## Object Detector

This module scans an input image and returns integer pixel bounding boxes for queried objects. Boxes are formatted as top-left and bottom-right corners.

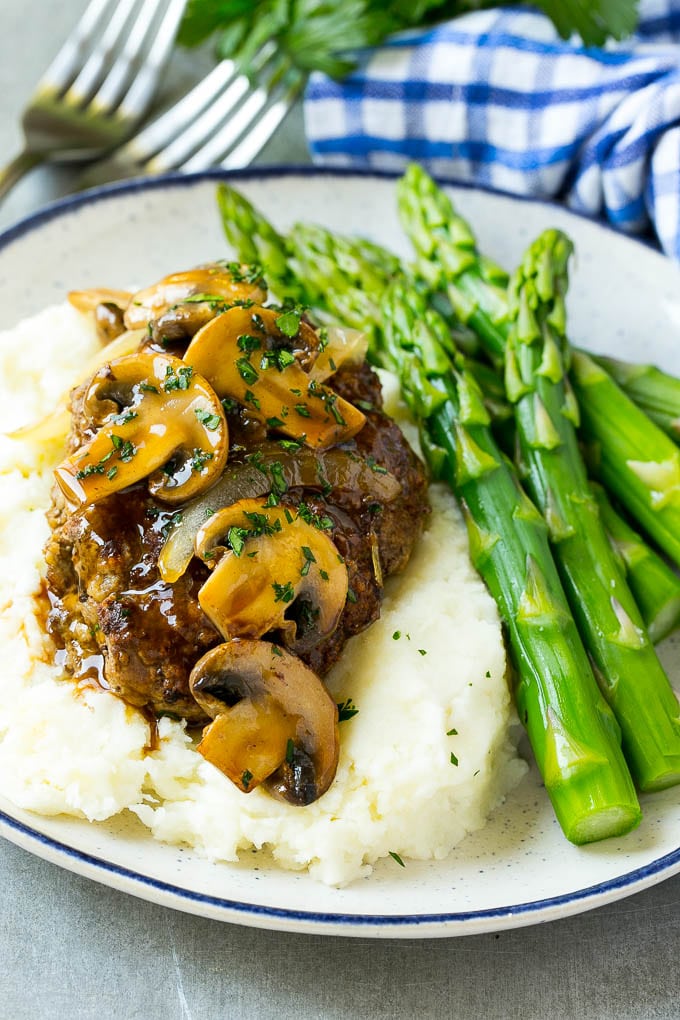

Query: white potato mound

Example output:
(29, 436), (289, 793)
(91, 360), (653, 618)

(0, 303), (526, 886)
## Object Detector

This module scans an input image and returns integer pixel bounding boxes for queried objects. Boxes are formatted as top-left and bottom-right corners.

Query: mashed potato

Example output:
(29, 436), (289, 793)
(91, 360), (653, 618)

(0, 303), (526, 886)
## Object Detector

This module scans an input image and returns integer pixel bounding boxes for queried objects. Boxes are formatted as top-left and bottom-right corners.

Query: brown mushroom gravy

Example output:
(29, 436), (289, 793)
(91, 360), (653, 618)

(46, 265), (429, 804)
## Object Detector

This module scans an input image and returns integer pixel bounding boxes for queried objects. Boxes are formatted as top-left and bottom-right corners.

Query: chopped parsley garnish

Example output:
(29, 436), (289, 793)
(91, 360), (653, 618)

(227, 526), (249, 557)
(271, 645), (283, 657)
(278, 439), (301, 452)
(337, 698), (358, 722)
(272, 580), (295, 604)
(243, 389), (261, 410)
(346, 588), (357, 604)
(241, 769), (253, 790)
(236, 358), (258, 384)
(323, 392), (346, 426)
(285, 738), (295, 764)
(107, 466), (118, 480)
(221, 396), (239, 414)
(447, 728), (458, 736)
(243, 510), (282, 537)
(297, 502), (333, 531)
(392, 631), (401, 640)
(140, 382), (159, 394)
(266, 416), (284, 429)
(275, 308), (302, 338)
(295, 403), (311, 418)
(300, 545), (316, 576)
(237, 333), (261, 353)
(194, 408), (222, 430)
(110, 434), (136, 462)
(366, 456), (388, 474)
(319, 569), (329, 581)
(260, 348), (296, 372)
(418, 648), (427, 656)
(450, 752), (459, 767)
(162, 364), (194, 392)
(388, 851), (405, 868)
(190, 448), (214, 472)
(111, 410), (137, 425)
(219, 261), (263, 285)
(268, 461), (288, 496)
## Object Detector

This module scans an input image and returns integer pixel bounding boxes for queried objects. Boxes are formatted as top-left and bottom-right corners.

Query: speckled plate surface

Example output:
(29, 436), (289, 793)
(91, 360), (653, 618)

(1, 168), (680, 938)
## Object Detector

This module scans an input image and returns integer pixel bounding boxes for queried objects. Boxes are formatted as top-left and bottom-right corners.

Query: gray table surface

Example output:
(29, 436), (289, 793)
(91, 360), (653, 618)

(1, 3), (679, 1018)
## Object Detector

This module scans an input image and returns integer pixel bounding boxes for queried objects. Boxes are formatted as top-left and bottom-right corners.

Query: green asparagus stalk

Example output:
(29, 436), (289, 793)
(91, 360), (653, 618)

(380, 280), (640, 841)
(215, 182), (664, 836)
(505, 229), (680, 791)
(591, 483), (680, 645)
(571, 350), (680, 569)
(280, 216), (642, 840)
(591, 354), (680, 444)
(396, 163), (510, 365)
(397, 162), (680, 440)
(216, 183), (304, 302)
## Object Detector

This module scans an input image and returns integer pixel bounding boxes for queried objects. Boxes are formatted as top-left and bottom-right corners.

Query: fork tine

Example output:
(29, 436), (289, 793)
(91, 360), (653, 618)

(180, 63), (302, 173)
(179, 85), (271, 173)
(147, 47), (277, 171)
(114, 60), (239, 167)
(220, 87), (300, 170)
(121, 0), (188, 118)
(94, 0), (181, 114)
(36, 0), (113, 95)
(66, 0), (138, 107)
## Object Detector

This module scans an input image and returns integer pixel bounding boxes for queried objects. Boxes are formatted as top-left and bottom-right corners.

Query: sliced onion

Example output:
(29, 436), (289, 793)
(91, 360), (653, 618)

(9, 407), (72, 443)
(158, 445), (401, 584)
(8, 329), (147, 446)
(309, 326), (368, 383)
(158, 465), (270, 583)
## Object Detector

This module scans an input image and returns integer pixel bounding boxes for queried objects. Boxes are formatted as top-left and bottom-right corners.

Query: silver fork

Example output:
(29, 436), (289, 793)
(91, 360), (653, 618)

(79, 44), (305, 188)
(0, 0), (187, 201)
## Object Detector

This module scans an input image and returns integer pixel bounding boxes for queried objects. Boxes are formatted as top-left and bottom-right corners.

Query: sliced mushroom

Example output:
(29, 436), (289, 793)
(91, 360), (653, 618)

(123, 263), (267, 330)
(94, 301), (127, 343)
(68, 288), (133, 314)
(55, 352), (228, 507)
(194, 497), (348, 654)
(184, 306), (365, 449)
(190, 639), (340, 805)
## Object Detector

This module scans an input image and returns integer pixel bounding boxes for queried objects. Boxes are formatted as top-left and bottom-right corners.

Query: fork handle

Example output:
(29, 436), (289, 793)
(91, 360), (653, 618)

(0, 151), (44, 203)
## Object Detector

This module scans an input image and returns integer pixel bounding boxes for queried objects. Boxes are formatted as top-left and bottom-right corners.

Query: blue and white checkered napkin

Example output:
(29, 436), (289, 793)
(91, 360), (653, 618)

(304, 2), (680, 259)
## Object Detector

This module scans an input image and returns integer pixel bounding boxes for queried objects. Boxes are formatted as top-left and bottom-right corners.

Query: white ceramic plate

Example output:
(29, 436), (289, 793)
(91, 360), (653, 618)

(1, 169), (680, 939)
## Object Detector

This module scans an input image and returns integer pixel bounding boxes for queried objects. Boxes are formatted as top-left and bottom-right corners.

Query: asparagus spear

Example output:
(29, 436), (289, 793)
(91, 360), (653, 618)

(591, 483), (680, 645)
(396, 163), (510, 365)
(591, 354), (680, 444)
(571, 350), (680, 568)
(282, 219), (641, 840)
(505, 228), (680, 791)
(216, 183), (304, 302)
(380, 279), (641, 842)
(216, 183), (647, 837)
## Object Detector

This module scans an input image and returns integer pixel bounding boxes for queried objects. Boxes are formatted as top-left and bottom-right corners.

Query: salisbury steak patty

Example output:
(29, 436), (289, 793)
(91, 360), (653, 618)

(45, 358), (429, 722)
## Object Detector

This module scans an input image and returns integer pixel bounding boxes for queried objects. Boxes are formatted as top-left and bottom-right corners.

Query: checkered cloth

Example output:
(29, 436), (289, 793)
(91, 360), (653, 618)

(304, 2), (680, 259)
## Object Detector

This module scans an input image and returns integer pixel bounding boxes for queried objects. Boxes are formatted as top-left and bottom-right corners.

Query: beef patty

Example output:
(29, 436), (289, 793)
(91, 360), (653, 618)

(44, 359), (429, 724)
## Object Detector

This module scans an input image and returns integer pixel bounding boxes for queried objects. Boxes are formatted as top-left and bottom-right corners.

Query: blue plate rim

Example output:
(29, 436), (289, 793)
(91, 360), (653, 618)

(0, 165), (675, 935)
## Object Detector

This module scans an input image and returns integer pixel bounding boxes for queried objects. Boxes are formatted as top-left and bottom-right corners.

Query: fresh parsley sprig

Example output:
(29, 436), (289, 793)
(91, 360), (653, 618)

(178, 0), (639, 81)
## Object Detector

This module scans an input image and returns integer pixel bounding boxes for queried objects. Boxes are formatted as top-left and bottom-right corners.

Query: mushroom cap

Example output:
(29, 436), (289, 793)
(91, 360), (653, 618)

(55, 352), (228, 507)
(184, 305), (366, 450)
(190, 639), (340, 805)
(194, 497), (348, 653)
(123, 263), (267, 330)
